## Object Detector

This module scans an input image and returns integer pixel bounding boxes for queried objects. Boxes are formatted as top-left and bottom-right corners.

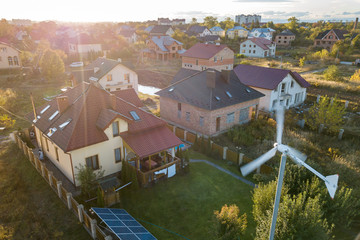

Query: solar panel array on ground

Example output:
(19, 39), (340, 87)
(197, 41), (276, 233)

(92, 207), (157, 240)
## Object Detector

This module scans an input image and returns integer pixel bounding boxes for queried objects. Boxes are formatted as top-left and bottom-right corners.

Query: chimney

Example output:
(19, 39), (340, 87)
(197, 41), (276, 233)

(56, 96), (69, 114)
(221, 70), (231, 84)
(354, 17), (359, 30)
(206, 70), (216, 89)
(117, 58), (122, 62)
(110, 94), (117, 110)
(216, 42), (220, 46)
(94, 67), (100, 73)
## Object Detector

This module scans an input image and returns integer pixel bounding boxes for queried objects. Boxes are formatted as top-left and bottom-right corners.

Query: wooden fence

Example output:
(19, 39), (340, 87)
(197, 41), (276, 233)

(13, 134), (110, 240)
(168, 124), (273, 174)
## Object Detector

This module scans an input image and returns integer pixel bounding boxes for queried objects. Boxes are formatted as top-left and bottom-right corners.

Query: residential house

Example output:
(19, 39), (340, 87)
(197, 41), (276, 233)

(158, 18), (171, 25)
(144, 25), (154, 33)
(248, 28), (275, 40)
(235, 14), (261, 25)
(156, 69), (264, 136)
(71, 57), (138, 92)
(314, 29), (348, 50)
(55, 26), (77, 38)
(226, 26), (249, 39)
(197, 35), (221, 44)
(144, 36), (185, 61)
(118, 29), (138, 43)
(239, 38), (276, 58)
(275, 29), (295, 47)
(11, 19), (32, 26)
(15, 30), (29, 41)
(149, 25), (174, 36)
(210, 26), (225, 37)
(187, 25), (212, 37)
(158, 18), (185, 26)
(68, 33), (102, 57)
(27, 83), (182, 186)
(0, 41), (21, 69)
(181, 43), (234, 71)
(172, 19), (186, 25)
(233, 64), (310, 111)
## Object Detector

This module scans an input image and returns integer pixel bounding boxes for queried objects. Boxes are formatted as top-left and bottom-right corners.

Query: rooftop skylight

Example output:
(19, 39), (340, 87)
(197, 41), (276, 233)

(59, 119), (72, 130)
(225, 91), (232, 98)
(47, 127), (57, 137)
(130, 111), (140, 121)
(215, 96), (220, 101)
(246, 88), (251, 93)
(49, 110), (59, 121)
(168, 87), (175, 92)
(40, 105), (51, 114)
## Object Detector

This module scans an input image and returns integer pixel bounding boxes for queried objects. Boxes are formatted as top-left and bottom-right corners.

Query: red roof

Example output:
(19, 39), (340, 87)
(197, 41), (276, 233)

(181, 43), (228, 59)
(234, 65), (310, 90)
(247, 38), (273, 50)
(120, 126), (182, 158)
(26, 83), (182, 155)
(112, 89), (143, 107)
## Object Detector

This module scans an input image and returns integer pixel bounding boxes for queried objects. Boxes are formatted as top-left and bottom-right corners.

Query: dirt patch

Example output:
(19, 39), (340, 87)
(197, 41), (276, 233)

(136, 69), (173, 89)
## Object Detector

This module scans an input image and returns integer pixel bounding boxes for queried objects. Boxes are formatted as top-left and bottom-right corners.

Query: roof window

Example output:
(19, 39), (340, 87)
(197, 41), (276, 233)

(215, 96), (220, 101)
(169, 87), (174, 92)
(130, 111), (140, 121)
(225, 91), (232, 98)
(246, 88), (251, 93)
(40, 105), (50, 114)
(59, 119), (72, 130)
(49, 111), (59, 121)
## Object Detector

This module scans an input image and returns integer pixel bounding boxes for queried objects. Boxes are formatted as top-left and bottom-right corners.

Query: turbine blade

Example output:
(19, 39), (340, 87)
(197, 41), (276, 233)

(284, 145), (307, 162)
(276, 104), (285, 145)
(241, 147), (277, 176)
(325, 174), (339, 199)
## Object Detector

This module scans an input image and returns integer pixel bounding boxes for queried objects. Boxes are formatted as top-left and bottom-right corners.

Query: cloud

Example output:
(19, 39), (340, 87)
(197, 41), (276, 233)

(175, 11), (215, 16)
(259, 11), (310, 18)
(234, 0), (295, 2)
(342, 11), (360, 15)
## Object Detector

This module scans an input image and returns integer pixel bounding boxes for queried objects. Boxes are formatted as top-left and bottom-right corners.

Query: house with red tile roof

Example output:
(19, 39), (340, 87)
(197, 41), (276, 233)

(181, 43), (234, 71)
(233, 64), (310, 111)
(144, 36), (185, 61)
(239, 38), (276, 58)
(26, 83), (182, 186)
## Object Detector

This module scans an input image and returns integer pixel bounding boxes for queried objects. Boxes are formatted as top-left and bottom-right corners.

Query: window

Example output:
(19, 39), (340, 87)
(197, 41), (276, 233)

(221, 57), (223, 62)
(239, 107), (250, 122)
(172, 46), (175, 50)
(272, 100), (278, 108)
(286, 98), (290, 106)
(291, 81), (294, 88)
(226, 112), (235, 123)
(243, 44), (246, 47)
(86, 155), (99, 170)
(329, 35), (333, 39)
(186, 112), (190, 121)
(178, 46), (181, 50)
(249, 50), (251, 53)
(107, 74), (112, 81)
(214, 56), (217, 63)
(8, 57), (13, 66)
(178, 102), (181, 118)
(114, 148), (121, 163)
(284, 37), (287, 39)
(253, 50), (256, 53)
(284, 41), (287, 43)
(196, 59), (198, 65)
(199, 116), (204, 126)
(0, 47), (6, 52)
(281, 83), (286, 93)
(13, 56), (19, 65)
(279, 36), (281, 39)
(130, 111), (140, 121)
(45, 137), (49, 151)
(124, 73), (130, 83)
(112, 121), (119, 136)
(55, 147), (59, 161)
(274, 85), (278, 92)
(116, 88), (121, 90)
(242, 50), (245, 53)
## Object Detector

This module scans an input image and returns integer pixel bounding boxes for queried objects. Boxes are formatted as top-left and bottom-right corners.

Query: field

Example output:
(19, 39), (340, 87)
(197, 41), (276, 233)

(0, 142), (89, 239)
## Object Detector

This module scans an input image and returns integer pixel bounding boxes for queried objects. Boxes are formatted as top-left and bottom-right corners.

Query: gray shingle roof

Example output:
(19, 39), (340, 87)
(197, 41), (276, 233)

(150, 36), (182, 52)
(156, 69), (264, 110)
(150, 25), (173, 35)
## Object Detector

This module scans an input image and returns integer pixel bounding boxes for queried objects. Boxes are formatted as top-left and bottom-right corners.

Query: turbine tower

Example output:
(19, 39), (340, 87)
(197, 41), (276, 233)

(240, 104), (339, 240)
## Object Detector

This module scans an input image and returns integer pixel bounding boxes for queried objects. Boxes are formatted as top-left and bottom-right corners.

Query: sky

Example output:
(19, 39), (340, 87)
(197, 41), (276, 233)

(2, 0), (360, 23)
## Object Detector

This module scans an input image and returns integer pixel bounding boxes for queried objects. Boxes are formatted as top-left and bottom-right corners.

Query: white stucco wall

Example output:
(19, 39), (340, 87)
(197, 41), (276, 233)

(239, 40), (276, 58)
(98, 64), (138, 93)
(0, 43), (21, 69)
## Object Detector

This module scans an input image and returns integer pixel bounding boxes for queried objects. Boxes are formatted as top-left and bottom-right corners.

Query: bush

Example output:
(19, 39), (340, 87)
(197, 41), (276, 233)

(75, 164), (104, 197)
(323, 65), (343, 81)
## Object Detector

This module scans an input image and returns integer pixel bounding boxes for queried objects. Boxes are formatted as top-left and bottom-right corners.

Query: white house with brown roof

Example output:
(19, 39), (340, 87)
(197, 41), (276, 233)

(68, 33), (102, 56)
(27, 83), (182, 186)
(0, 42), (21, 69)
(234, 65), (310, 111)
(240, 38), (276, 58)
(181, 43), (234, 71)
(71, 58), (138, 93)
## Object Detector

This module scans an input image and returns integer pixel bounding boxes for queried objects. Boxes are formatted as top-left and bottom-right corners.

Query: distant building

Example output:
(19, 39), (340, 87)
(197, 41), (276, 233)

(226, 26), (249, 39)
(235, 14), (261, 25)
(11, 19), (32, 26)
(71, 57), (138, 93)
(144, 36), (185, 61)
(0, 41), (21, 69)
(118, 29), (138, 43)
(187, 25), (212, 37)
(210, 26), (225, 37)
(158, 18), (185, 26)
(314, 29), (349, 50)
(275, 29), (296, 47)
(181, 43), (234, 71)
(197, 35), (221, 44)
(248, 28), (275, 41)
(240, 38), (276, 58)
(68, 33), (102, 57)
(149, 25), (174, 36)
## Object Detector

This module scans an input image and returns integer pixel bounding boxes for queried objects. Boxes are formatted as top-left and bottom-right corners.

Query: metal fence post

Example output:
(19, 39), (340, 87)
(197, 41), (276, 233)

(223, 147), (228, 160)
(48, 171), (53, 186)
(239, 153), (244, 165)
(77, 204), (84, 223)
(90, 219), (97, 239)
(66, 193), (72, 210)
(57, 181), (62, 198)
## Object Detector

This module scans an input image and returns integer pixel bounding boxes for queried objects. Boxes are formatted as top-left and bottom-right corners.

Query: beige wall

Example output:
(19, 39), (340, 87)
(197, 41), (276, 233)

(98, 64), (139, 93)
(160, 96), (260, 136)
(69, 43), (102, 54)
(0, 43), (21, 69)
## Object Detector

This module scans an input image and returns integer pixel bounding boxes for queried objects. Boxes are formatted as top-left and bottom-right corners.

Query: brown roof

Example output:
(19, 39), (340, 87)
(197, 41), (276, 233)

(233, 65), (310, 90)
(26, 83), (181, 155)
(180, 43), (228, 59)
(112, 88), (143, 107)
(246, 38), (274, 50)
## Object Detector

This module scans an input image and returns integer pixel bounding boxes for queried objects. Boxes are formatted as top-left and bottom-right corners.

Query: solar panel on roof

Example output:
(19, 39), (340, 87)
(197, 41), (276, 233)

(91, 208), (157, 240)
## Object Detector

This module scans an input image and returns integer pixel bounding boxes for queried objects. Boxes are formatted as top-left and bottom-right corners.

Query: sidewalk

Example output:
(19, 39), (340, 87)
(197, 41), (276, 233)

(190, 159), (256, 187)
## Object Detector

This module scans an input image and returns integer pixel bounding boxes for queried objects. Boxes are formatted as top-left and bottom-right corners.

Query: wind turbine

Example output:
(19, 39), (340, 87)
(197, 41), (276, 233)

(240, 104), (339, 240)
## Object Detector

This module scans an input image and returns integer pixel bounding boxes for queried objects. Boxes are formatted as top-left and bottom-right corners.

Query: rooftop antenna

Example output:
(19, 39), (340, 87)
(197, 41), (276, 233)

(240, 103), (339, 240)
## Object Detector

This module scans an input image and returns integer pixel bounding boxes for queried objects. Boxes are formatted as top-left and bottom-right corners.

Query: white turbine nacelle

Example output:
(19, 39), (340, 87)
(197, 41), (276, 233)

(275, 143), (288, 153)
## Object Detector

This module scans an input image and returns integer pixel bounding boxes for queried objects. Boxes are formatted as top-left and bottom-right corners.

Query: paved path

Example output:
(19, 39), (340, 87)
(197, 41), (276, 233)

(190, 159), (256, 187)
(299, 67), (327, 75)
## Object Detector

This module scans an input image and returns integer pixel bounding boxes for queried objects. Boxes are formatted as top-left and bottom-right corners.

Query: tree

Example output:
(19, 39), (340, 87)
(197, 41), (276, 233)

(0, 114), (15, 128)
(191, 18), (198, 25)
(96, 187), (105, 207)
(39, 49), (65, 81)
(219, 17), (235, 31)
(323, 65), (342, 81)
(203, 16), (218, 29)
(350, 69), (360, 82)
(75, 164), (104, 197)
(306, 95), (345, 134)
(0, 88), (16, 109)
(287, 17), (299, 33)
(213, 204), (247, 240)
(299, 56), (306, 67)
(20, 51), (34, 67)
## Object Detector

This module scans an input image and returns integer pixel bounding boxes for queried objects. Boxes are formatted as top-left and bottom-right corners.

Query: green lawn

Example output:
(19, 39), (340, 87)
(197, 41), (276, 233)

(0, 143), (89, 239)
(117, 162), (255, 240)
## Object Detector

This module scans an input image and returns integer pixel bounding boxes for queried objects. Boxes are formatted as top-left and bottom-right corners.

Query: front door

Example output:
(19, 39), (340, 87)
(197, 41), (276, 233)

(216, 117), (221, 132)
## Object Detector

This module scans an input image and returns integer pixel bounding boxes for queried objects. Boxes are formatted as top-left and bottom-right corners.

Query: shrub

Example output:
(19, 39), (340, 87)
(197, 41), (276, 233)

(323, 65), (343, 81)
(75, 164), (104, 197)
(350, 69), (360, 82)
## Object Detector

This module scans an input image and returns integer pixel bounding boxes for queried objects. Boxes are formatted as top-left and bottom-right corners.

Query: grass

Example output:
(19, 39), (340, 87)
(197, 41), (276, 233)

(116, 162), (255, 240)
(0, 142), (89, 239)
